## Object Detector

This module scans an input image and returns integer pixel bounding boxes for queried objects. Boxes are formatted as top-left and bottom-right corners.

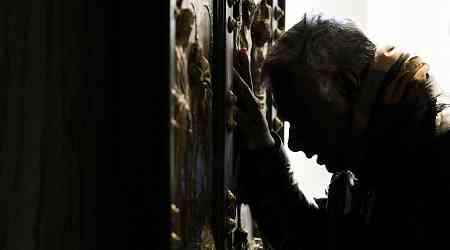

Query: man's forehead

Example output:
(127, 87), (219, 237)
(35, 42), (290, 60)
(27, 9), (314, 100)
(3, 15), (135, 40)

(289, 70), (329, 95)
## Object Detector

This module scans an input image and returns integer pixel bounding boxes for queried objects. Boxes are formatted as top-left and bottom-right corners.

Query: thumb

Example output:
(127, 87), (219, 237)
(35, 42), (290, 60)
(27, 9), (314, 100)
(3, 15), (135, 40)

(237, 48), (253, 90)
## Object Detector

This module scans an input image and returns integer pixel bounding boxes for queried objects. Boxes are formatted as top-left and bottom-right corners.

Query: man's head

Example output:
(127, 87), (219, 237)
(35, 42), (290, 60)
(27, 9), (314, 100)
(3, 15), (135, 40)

(263, 14), (376, 172)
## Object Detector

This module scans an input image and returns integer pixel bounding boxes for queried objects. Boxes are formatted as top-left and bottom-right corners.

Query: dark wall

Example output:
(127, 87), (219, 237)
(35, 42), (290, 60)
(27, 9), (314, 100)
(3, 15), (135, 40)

(119, 1), (170, 249)
(0, 1), (114, 249)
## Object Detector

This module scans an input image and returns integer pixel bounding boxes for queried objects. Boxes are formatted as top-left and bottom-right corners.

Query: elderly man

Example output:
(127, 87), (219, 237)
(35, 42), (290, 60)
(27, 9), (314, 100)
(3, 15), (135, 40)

(234, 14), (450, 250)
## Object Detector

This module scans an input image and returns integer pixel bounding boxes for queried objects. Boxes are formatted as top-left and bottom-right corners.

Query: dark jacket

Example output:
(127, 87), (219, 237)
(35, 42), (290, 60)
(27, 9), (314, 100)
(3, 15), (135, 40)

(239, 60), (450, 250)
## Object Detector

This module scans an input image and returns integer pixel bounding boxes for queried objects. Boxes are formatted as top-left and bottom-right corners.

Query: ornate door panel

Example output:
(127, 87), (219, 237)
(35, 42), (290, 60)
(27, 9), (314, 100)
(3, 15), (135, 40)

(170, 0), (216, 249)
(268, 0), (285, 135)
(168, 0), (285, 249)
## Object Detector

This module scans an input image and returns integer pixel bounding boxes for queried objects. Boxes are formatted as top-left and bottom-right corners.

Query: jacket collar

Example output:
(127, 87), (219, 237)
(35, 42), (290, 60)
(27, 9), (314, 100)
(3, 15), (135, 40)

(344, 45), (449, 174)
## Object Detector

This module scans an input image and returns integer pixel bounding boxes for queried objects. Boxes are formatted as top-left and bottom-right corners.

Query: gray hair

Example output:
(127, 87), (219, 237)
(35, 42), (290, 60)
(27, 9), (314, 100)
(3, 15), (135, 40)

(263, 14), (376, 103)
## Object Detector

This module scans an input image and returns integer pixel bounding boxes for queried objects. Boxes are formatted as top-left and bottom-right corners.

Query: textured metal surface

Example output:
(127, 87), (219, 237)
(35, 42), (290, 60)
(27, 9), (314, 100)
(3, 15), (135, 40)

(169, 0), (285, 249)
(171, 0), (216, 249)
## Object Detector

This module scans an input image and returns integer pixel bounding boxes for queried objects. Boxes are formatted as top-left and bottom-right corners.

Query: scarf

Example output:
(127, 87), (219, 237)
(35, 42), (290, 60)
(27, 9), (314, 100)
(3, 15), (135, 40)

(339, 45), (450, 174)
(353, 45), (434, 135)
(329, 45), (449, 218)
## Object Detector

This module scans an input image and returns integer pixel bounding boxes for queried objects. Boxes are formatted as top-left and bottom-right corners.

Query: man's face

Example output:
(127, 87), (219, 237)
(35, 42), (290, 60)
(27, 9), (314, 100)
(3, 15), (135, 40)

(277, 71), (353, 172)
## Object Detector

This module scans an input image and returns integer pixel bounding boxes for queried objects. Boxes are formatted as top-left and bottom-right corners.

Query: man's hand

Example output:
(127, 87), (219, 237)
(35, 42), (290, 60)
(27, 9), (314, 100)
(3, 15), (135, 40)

(233, 68), (275, 151)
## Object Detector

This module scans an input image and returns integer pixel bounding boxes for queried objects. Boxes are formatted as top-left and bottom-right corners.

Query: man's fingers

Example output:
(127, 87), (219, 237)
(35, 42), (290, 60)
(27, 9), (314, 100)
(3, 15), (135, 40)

(235, 108), (252, 134)
(233, 68), (251, 91)
(233, 68), (259, 110)
(237, 49), (253, 90)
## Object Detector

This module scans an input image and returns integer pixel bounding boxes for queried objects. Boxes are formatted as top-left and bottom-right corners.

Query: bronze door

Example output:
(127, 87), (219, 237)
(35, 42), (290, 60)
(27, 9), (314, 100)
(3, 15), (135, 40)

(168, 0), (285, 249)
